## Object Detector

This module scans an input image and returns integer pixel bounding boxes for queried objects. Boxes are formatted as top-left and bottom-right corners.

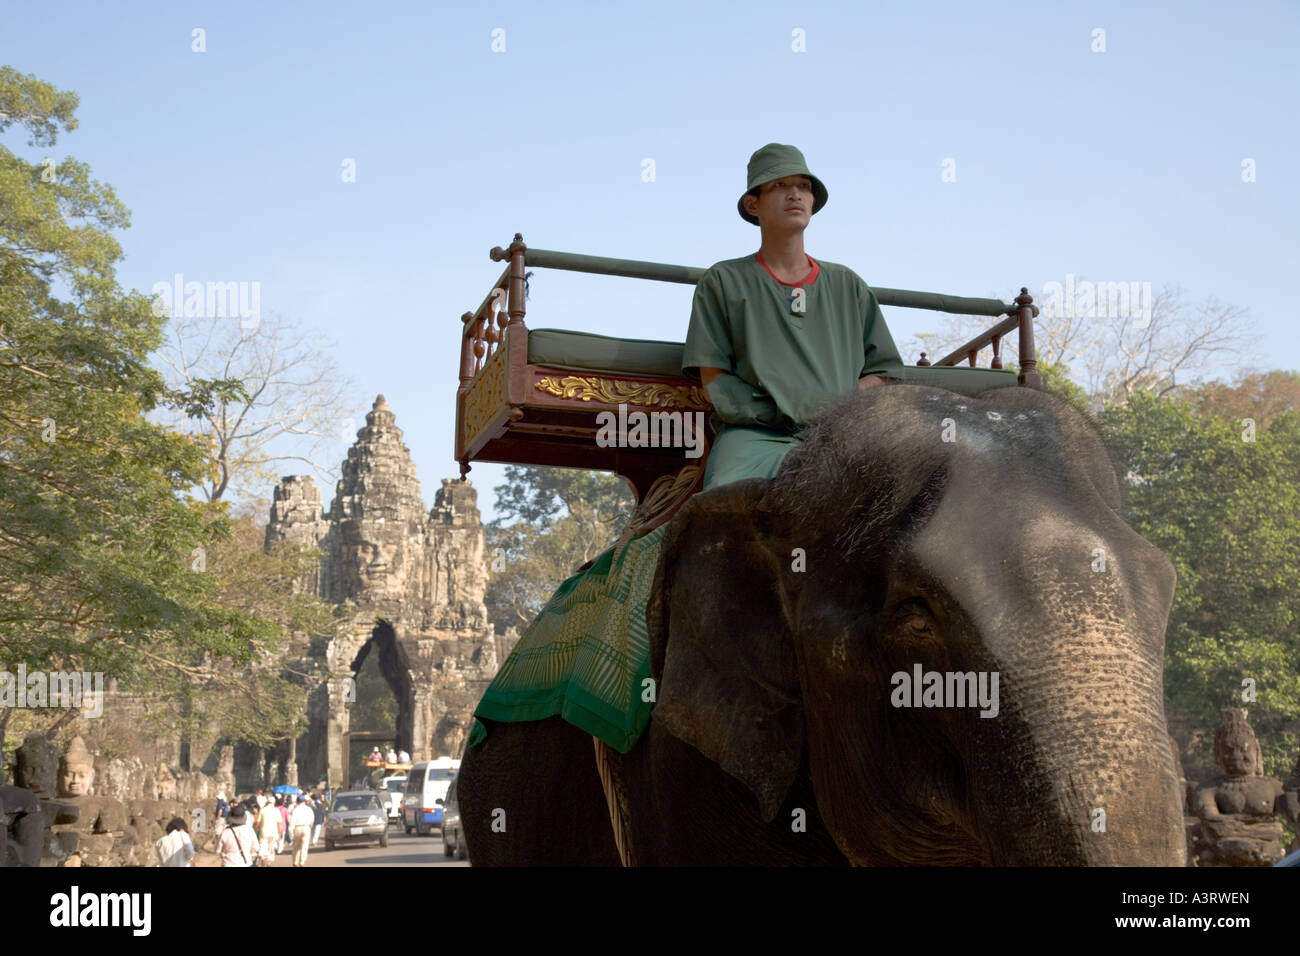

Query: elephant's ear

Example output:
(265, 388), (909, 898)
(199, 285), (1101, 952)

(647, 479), (802, 823)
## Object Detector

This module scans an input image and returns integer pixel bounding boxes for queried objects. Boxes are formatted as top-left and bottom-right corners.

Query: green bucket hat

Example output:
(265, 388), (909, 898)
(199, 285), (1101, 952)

(737, 143), (828, 226)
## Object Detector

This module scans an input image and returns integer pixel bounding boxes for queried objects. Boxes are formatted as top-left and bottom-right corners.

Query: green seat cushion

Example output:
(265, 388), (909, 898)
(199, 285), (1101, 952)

(526, 328), (1018, 397)
(528, 329), (685, 380)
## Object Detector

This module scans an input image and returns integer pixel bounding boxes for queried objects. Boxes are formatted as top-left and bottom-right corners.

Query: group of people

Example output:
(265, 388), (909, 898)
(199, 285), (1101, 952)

(211, 790), (328, 868)
(368, 746), (410, 765)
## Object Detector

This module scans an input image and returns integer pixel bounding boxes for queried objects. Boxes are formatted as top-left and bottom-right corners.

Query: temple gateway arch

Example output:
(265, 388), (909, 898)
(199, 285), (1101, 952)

(265, 396), (513, 790)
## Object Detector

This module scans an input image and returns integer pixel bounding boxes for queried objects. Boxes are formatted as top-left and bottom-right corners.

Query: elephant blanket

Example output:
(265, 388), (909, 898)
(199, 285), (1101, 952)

(469, 524), (669, 754)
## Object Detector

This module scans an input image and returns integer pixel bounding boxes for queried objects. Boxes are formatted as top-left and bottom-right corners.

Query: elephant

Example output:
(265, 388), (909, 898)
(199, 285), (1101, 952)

(458, 383), (1187, 865)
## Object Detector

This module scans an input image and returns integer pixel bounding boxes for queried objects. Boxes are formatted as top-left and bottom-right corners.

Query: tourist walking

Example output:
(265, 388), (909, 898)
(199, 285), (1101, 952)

(256, 797), (280, 865)
(277, 795), (291, 853)
(310, 793), (325, 846)
(155, 817), (195, 867)
(289, 795), (314, 867)
(217, 806), (257, 867)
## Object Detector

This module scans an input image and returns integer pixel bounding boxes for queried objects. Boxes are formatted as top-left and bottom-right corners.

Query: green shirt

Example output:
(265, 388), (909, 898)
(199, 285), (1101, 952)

(683, 252), (903, 430)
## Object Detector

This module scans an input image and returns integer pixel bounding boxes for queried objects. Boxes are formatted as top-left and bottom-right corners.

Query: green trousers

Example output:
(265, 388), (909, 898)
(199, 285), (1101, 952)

(703, 425), (802, 490)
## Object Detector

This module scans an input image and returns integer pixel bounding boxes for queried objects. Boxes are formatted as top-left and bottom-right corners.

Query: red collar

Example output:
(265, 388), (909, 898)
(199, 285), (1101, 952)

(756, 252), (820, 287)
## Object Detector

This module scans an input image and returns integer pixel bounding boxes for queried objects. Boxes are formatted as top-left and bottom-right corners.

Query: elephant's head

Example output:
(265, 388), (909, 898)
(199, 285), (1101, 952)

(648, 384), (1185, 865)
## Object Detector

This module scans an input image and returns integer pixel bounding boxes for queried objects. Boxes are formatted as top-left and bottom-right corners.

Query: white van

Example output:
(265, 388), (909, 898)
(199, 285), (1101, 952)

(378, 774), (407, 820)
(401, 757), (459, 836)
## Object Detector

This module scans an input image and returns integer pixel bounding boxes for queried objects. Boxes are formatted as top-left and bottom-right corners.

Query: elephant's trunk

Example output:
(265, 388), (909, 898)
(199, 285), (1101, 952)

(920, 502), (1185, 865)
(971, 646), (1186, 866)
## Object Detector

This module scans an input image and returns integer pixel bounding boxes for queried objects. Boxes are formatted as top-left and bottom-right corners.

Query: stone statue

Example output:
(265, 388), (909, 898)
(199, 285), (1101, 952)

(435, 715), (468, 760)
(1283, 754), (1300, 854)
(14, 734), (59, 798)
(153, 762), (177, 801)
(0, 784), (44, 867)
(1192, 708), (1287, 866)
(58, 737), (96, 798)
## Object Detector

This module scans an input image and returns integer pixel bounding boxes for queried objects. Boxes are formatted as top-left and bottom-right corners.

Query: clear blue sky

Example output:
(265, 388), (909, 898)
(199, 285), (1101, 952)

(10, 0), (1298, 524)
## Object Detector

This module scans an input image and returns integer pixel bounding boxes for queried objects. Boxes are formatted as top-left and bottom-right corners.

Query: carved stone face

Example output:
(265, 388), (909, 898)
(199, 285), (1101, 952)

(1222, 741), (1254, 776)
(15, 736), (59, 796)
(59, 742), (95, 797)
(355, 540), (395, 580)
(346, 522), (405, 597)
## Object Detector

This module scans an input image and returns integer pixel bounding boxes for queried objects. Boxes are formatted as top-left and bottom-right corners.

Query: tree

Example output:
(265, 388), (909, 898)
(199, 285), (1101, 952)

(1098, 389), (1300, 775)
(169, 502), (343, 750)
(349, 646), (399, 734)
(152, 309), (361, 504)
(484, 466), (634, 634)
(1179, 369), (1300, 432)
(0, 68), (285, 767)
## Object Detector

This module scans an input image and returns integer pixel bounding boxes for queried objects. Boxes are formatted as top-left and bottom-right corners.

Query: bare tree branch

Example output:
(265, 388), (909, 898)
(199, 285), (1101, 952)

(152, 311), (363, 502)
(900, 282), (1257, 406)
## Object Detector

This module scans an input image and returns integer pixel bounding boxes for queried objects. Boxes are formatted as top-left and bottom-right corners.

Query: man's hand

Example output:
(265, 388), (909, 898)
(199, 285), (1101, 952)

(699, 367), (725, 389)
(858, 374), (886, 391)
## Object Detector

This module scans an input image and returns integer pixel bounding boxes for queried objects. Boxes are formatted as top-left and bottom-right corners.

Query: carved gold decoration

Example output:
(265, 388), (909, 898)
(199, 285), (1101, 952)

(535, 375), (708, 409)
(612, 463), (703, 559)
(463, 339), (509, 449)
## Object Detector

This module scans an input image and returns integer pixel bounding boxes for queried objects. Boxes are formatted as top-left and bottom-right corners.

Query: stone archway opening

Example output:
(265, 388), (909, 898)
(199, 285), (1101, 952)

(343, 620), (413, 788)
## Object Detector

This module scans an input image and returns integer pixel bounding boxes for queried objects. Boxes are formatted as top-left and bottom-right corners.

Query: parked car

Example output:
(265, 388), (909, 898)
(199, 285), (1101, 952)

(323, 791), (389, 851)
(441, 777), (467, 860)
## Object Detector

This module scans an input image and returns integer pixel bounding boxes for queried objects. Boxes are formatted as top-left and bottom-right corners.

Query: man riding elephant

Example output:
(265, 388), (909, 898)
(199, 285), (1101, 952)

(685, 142), (906, 489)
(470, 143), (911, 753)
(460, 144), (1188, 866)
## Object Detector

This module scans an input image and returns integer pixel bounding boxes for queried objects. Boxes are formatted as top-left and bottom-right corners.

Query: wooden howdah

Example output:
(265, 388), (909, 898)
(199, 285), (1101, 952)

(456, 233), (1040, 538)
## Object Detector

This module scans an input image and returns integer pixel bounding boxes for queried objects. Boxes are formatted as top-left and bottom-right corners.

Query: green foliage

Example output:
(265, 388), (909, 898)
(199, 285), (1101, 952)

(1035, 359), (1091, 417)
(1098, 391), (1300, 775)
(492, 464), (634, 532)
(997, 358), (1091, 417)
(0, 68), (309, 758)
(180, 509), (341, 748)
(0, 67), (79, 147)
(485, 466), (634, 634)
(350, 646), (399, 733)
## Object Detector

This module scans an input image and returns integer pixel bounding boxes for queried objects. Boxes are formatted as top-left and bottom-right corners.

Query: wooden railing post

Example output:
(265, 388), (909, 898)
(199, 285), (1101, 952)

(1015, 287), (1042, 388)
(506, 233), (527, 326)
(458, 311), (476, 391)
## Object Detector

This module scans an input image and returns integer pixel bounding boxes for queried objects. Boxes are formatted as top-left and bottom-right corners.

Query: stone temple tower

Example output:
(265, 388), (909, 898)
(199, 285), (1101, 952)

(265, 395), (504, 789)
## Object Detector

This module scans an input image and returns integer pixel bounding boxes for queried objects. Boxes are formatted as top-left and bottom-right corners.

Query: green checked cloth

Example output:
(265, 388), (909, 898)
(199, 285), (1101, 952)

(469, 524), (668, 754)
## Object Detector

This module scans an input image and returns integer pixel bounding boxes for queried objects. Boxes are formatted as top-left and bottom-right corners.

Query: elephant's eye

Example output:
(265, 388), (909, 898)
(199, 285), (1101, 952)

(903, 612), (932, 635)
(888, 599), (937, 642)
